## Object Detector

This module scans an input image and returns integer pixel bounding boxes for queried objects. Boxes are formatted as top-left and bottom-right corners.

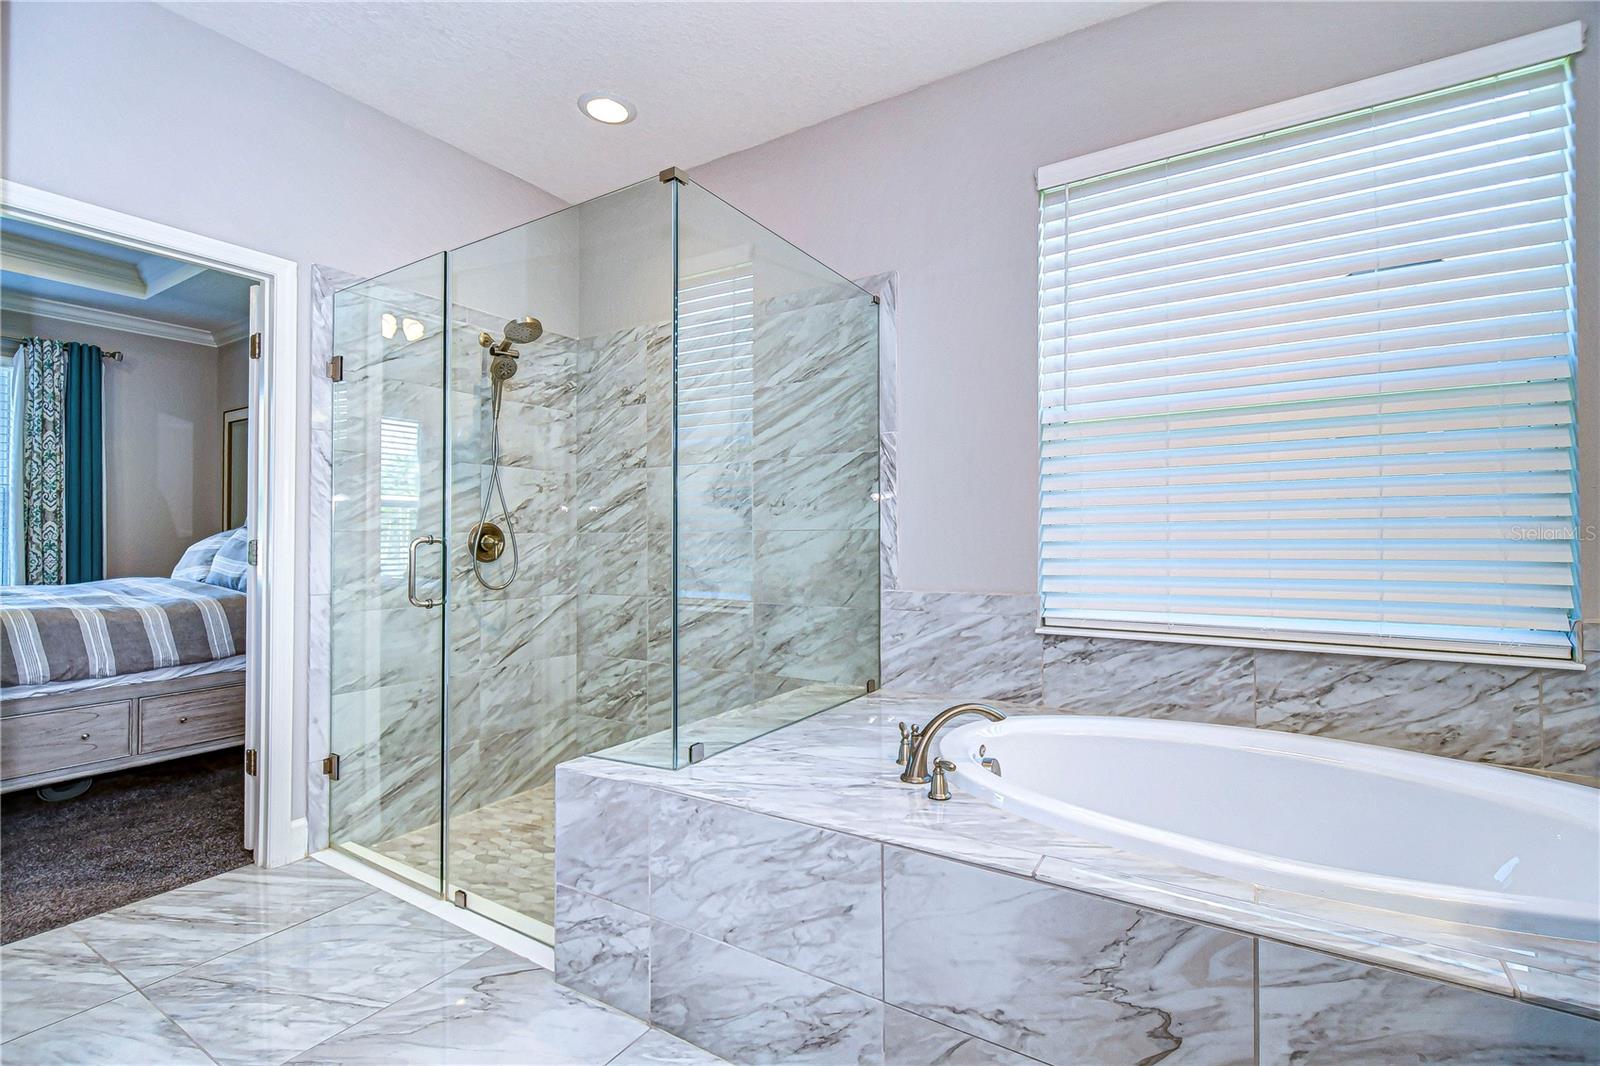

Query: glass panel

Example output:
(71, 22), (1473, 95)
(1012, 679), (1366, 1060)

(327, 254), (448, 891)
(442, 178), (673, 936)
(671, 180), (880, 766)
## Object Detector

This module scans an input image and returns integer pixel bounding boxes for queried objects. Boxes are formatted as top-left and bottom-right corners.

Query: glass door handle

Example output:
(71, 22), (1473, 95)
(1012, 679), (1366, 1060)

(407, 534), (445, 609)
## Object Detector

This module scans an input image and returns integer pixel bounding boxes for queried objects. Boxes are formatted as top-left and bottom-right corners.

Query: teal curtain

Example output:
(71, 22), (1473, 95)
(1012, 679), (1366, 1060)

(64, 343), (104, 582)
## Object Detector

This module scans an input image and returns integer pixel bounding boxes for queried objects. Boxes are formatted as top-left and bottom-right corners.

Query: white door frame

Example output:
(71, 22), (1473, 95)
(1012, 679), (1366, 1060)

(1, 180), (302, 867)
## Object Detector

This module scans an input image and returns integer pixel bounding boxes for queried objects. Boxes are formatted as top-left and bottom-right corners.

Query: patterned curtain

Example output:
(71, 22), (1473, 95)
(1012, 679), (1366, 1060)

(19, 338), (67, 584)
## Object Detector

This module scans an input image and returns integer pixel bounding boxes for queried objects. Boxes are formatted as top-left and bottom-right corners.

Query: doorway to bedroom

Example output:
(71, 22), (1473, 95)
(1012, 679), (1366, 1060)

(0, 216), (258, 942)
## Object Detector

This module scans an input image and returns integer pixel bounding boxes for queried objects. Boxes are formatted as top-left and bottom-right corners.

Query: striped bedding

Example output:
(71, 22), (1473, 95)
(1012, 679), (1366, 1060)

(1, 578), (245, 688)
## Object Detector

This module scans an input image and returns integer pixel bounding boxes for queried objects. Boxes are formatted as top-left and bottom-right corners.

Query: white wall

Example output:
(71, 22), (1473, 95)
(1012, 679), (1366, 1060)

(693, 0), (1600, 611)
(1, 0), (566, 828)
(1, 310), (230, 578)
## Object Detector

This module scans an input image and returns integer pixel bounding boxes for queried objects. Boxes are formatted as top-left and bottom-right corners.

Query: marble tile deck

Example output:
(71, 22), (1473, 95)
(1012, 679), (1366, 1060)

(0, 859), (723, 1066)
(563, 689), (1600, 1023)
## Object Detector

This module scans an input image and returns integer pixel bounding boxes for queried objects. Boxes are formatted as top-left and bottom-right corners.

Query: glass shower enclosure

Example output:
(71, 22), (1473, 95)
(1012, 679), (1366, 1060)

(327, 172), (880, 942)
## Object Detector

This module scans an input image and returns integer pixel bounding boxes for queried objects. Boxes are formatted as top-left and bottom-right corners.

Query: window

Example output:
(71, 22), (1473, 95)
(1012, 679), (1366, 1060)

(676, 262), (755, 461)
(1037, 37), (1582, 664)
(379, 416), (421, 579)
(0, 351), (13, 585)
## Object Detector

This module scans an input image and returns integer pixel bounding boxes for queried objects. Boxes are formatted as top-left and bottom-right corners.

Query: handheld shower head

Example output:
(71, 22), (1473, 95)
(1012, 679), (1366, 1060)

(489, 353), (518, 417)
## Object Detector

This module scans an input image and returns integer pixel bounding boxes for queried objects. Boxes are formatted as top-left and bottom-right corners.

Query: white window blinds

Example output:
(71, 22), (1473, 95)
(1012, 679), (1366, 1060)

(378, 416), (421, 578)
(1037, 59), (1581, 663)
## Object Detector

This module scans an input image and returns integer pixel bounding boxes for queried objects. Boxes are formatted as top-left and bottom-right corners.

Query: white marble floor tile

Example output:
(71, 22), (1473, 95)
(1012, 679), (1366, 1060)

(606, 1027), (729, 1065)
(144, 892), (486, 1065)
(0, 927), (134, 1042)
(0, 991), (214, 1065)
(71, 860), (374, 987)
(293, 947), (647, 1065)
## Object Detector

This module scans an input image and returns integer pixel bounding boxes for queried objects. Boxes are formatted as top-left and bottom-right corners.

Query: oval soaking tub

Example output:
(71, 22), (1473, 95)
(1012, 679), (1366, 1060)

(939, 715), (1599, 942)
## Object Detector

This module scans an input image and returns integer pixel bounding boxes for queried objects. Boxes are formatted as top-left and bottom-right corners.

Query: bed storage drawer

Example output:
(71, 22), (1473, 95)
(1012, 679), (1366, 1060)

(1, 702), (134, 779)
(139, 684), (246, 753)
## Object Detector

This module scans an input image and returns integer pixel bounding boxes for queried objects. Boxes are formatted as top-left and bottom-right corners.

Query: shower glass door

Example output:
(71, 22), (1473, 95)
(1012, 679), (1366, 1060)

(327, 254), (449, 892)
(441, 178), (673, 938)
(327, 172), (877, 947)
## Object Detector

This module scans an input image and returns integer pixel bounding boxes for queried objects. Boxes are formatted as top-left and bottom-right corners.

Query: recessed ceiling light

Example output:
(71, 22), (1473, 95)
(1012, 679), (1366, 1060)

(381, 312), (397, 340)
(579, 93), (636, 125)
(402, 317), (426, 342)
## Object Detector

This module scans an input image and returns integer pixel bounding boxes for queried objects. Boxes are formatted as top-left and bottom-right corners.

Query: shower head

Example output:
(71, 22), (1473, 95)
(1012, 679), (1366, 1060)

(478, 316), (544, 356)
(502, 317), (543, 345)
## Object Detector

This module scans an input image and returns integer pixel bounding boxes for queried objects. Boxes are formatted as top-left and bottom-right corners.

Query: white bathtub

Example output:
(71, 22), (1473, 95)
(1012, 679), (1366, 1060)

(939, 716), (1599, 942)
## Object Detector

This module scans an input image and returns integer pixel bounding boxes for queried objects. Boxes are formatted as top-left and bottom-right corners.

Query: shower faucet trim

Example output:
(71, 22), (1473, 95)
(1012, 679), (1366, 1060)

(470, 316), (543, 591)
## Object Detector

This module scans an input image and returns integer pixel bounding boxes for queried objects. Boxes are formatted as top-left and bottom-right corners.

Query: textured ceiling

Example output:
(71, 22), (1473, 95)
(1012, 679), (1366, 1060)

(161, 1), (1146, 203)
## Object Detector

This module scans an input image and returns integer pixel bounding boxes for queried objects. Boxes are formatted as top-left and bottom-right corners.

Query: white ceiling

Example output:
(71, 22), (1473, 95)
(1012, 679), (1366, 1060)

(161, 1), (1146, 203)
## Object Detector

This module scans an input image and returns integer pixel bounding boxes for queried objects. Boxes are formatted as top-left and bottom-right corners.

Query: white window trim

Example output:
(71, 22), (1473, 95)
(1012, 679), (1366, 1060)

(1036, 21), (1585, 190)
(1034, 25), (1588, 669)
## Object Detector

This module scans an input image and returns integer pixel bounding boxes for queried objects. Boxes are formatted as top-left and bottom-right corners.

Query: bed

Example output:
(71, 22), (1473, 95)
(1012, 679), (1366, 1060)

(1, 570), (248, 794)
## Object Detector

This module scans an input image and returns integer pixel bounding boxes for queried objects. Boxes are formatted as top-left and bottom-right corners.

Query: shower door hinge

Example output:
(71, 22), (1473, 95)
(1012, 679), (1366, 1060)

(249, 332), (262, 360)
(322, 753), (341, 780)
(244, 748), (258, 776)
(247, 539), (258, 566)
(328, 355), (344, 382)
(658, 166), (687, 184)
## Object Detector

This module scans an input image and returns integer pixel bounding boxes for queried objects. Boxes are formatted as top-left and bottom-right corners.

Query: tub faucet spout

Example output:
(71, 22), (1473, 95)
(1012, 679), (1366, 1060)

(901, 702), (1006, 785)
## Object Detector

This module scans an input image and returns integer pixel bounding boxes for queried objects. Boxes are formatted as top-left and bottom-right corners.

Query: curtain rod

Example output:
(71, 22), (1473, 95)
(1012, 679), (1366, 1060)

(101, 350), (123, 361)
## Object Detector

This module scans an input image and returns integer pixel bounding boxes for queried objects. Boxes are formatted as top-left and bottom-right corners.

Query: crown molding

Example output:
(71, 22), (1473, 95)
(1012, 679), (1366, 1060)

(0, 232), (147, 297)
(0, 291), (225, 347)
(212, 320), (251, 347)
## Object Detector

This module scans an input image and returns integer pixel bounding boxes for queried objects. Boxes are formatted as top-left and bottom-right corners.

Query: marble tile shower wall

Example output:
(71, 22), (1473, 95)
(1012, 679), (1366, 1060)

(446, 318), (584, 817)
(554, 768), (1599, 1065)
(324, 275), (451, 851)
(881, 591), (1600, 779)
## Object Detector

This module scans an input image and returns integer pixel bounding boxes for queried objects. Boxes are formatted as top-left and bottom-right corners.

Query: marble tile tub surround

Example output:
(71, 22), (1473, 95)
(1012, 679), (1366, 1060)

(555, 757), (1595, 1064)
(554, 692), (1600, 1027)
(882, 590), (1600, 780)
(1, 858), (725, 1066)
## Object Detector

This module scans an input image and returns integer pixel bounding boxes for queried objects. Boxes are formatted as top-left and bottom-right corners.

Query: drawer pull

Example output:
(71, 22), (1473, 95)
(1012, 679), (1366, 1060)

(80, 733), (91, 740)
(178, 716), (190, 724)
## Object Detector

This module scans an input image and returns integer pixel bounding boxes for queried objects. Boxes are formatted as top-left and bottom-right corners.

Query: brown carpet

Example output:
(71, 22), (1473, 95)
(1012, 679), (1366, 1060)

(1, 747), (252, 943)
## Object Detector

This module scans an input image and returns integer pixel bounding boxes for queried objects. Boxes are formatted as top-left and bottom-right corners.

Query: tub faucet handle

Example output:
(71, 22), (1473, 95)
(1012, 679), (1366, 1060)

(929, 758), (956, 802)
(895, 721), (920, 766)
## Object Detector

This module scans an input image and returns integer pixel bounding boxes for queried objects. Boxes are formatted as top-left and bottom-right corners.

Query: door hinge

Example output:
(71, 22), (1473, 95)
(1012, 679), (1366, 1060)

(244, 748), (258, 776)
(328, 355), (344, 382)
(249, 332), (262, 360)
(322, 753), (341, 780)
(247, 539), (258, 566)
